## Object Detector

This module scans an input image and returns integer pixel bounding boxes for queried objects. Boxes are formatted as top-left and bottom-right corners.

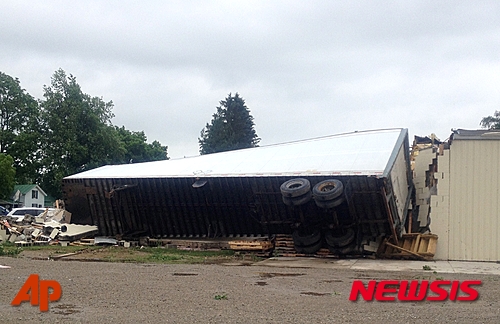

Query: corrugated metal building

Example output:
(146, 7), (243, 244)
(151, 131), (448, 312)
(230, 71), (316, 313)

(62, 128), (412, 250)
(432, 129), (500, 261)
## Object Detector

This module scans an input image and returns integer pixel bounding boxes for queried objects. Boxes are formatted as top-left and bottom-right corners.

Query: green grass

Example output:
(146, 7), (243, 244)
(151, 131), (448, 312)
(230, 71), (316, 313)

(0, 242), (238, 264)
(100, 247), (236, 264)
(144, 247), (235, 264)
(0, 242), (23, 256)
(22, 245), (101, 252)
(214, 293), (228, 300)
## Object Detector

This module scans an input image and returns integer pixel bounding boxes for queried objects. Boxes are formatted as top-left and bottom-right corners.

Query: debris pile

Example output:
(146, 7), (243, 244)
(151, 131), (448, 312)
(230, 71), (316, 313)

(0, 209), (98, 246)
(378, 233), (438, 261)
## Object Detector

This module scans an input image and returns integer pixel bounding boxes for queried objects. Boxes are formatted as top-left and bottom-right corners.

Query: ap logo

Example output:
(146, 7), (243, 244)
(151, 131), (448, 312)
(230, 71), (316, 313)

(11, 274), (62, 311)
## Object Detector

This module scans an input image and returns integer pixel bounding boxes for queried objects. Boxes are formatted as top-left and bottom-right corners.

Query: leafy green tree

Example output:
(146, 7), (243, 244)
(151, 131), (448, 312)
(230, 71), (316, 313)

(199, 93), (260, 154)
(40, 69), (123, 197)
(0, 154), (15, 200)
(0, 72), (42, 184)
(480, 111), (500, 129)
(112, 126), (168, 163)
(1, 69), (169, 198)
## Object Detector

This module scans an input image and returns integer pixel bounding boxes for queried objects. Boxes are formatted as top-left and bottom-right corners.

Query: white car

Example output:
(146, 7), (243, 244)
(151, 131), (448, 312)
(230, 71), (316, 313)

(6, 207), (55, 222)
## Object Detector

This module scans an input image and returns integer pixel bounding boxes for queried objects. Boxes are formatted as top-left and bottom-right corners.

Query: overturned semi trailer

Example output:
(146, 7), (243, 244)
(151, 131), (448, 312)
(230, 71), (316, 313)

(62, 128), (413, 254)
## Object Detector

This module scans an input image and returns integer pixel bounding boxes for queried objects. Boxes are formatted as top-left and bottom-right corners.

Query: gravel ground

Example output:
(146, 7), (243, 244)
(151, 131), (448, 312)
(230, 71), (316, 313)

(1, 257), (499, 323)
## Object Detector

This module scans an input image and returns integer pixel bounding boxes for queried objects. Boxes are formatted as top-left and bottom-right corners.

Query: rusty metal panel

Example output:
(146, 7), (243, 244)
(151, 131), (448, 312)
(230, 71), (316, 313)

(448, 139), (500, 261)
(63, 175), (399, 241)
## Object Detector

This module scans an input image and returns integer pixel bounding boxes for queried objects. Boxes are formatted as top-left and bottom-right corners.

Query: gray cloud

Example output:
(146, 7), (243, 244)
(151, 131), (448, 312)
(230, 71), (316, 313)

(1, 0), (499, 158)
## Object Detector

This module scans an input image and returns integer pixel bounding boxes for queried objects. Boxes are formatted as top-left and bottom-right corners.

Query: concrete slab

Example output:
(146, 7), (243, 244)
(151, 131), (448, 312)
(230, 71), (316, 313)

(448, 261), (500, 275)
(350, 259), (437, 272)
(254, 257), (500, 276)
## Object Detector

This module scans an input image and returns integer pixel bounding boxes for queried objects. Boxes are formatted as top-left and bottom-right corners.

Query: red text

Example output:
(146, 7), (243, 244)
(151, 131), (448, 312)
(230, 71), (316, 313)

(349, 280), (481, 301)
(11, 274), (62, 311)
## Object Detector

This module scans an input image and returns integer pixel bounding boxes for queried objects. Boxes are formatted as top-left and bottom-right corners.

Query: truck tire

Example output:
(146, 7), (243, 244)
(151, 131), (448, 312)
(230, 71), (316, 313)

(292, 227), (321, 247)
(315, 195), (345, 209)
(280, 178), (311, 198)
(313, 179), (344, 201)
(294, 239), (323, 254)
(282, 191), (312, 206)
(325, 228), (355, 248)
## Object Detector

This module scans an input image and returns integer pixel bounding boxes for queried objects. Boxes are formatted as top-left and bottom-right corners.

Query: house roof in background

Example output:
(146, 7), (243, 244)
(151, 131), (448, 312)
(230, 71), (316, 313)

(13, 184), (47, 197)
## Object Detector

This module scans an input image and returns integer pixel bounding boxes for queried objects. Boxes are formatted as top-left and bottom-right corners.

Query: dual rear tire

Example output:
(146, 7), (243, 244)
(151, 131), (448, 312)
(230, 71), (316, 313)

(292, 227), (323, 254)
(325, 227), (357, 255)
(313, 179), (345, 209)
(280, 178), (346, 208)
(280, 178), (312, 206)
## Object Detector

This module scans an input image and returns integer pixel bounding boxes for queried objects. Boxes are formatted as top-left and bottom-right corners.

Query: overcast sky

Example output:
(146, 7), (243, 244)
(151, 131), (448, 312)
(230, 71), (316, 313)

(2, 1), (500, 158)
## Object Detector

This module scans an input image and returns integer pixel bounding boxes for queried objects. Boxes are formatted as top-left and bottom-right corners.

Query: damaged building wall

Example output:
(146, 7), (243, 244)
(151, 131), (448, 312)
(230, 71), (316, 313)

(412, 147), (436, 231)
(430, 149), (450, 260)
(430, 130), (500, 262)
(448, 136), (500, 261)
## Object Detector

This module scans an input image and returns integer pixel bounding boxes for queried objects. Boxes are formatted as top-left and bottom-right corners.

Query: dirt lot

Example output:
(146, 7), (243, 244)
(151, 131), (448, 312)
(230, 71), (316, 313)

(1, 255), (499, 323)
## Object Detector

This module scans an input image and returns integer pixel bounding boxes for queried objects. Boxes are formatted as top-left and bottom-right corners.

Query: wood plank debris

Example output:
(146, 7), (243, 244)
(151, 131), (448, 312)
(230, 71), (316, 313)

(273, 234), (339, 258)
(228, 240), (273, 251)
(378, 233), (438, 260)
(51, 251), (84, 260)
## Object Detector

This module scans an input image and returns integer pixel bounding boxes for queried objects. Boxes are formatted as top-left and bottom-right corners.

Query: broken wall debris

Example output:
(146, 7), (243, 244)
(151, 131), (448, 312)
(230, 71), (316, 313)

(0, 208), (97, 246)
(410, 134), (447, 233)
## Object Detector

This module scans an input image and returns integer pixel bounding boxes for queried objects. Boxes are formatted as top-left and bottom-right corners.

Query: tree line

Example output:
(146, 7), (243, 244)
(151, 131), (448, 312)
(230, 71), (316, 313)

(0, 69), (168, 199)
(0, 69), (261, 201)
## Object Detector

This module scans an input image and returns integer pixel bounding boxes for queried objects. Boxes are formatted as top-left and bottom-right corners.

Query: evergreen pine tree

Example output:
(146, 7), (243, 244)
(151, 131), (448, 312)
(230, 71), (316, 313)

(199, 93), (260, 154)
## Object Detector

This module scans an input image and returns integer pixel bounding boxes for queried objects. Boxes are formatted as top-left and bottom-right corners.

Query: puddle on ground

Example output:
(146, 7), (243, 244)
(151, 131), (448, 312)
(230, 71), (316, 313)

(255, 281), (268, 286)
(258, 272), (305, 278)
(301, 292), (331, 296)
(172, 273), (199, 276)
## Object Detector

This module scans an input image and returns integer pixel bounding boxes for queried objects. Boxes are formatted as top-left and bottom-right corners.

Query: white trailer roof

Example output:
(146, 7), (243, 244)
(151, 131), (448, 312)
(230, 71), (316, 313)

(65, 128), (407, 179)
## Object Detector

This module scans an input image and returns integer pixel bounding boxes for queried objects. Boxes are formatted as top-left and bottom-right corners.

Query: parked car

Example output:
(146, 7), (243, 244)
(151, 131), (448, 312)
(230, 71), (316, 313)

(0, 206), (8, 216)
(6, 207), (54, 222)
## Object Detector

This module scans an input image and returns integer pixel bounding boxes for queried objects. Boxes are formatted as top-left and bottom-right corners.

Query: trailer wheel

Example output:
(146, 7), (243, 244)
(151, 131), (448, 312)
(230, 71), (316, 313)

(294, 239), (323, 254)
(292, 227), (321, 247)
(315, 195), (345, 209)
(325, 228), (355, 248)
(313, 179), (343, 201)
(282, 191), (312, 206)
(280, 178), (311, 198)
